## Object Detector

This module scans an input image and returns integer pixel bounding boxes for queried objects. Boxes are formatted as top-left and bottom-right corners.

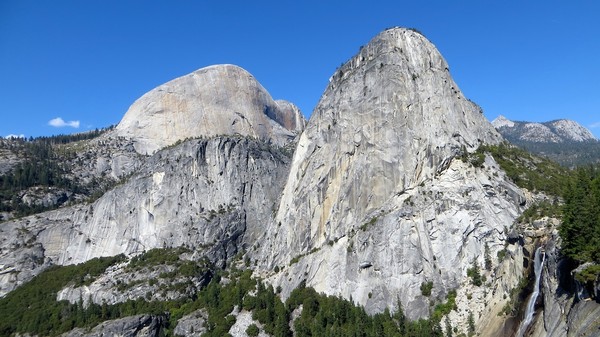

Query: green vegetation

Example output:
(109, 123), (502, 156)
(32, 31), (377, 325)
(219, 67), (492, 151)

(444, 316), (453, 337)
(484, 243), (492, 271)
(288, 282), (443, 337)
(499, 277), (528, 317)
(289, 247), (320, 266)
(560, 166), (600, 263)
(431, 290), (457, 322)
(517, 200), (561, 224)
(246, 323), (260, 336)
(0, 247), (216, 336)
(497, 248), (507, 262)
(0, 255), (126, 336)
(478, 143), (569, 196)
(503, 137), (600, 167)
(360, 216), (379, 231)
(459, 147), (485, 168)
(575, 265), (600, 284)
(125, 247), (210, 295)
(0, 247), (459, 337)
(480, 143), (600, 292)
(126, 247), (191, 271)
(466, 261), (484, 287)
(420, 281), (433, 296)
(467, 311), (475, 336)
(25, 128), (110, 145)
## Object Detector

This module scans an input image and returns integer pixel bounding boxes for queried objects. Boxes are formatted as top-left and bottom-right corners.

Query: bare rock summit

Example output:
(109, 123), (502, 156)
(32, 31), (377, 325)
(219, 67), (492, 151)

(116, 64), (305, 154)
(256, 28), (518, 321)
(267, 26), (502, 259)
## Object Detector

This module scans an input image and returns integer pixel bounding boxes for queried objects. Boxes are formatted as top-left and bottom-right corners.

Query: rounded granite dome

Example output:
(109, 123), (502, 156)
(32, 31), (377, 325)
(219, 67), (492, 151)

(116, 64), (304, 154)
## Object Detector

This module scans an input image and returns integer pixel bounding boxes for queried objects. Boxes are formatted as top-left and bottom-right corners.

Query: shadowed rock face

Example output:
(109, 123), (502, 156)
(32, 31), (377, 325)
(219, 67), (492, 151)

(116, 64), (305, 154)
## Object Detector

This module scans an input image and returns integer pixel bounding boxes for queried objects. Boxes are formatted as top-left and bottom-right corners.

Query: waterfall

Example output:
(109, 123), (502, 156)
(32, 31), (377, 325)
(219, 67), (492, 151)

(516, 246), (545, 337)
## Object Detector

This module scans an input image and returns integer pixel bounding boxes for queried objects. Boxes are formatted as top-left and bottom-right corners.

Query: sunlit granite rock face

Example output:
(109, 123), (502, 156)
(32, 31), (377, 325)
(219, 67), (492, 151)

(116, 64), (304, 154)
(255, 28), (522, 322)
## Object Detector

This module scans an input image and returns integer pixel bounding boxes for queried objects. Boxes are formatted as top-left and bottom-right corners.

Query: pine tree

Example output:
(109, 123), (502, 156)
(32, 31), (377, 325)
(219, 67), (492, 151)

(394, 296), (406, 335)
(484, 243), (492, 271)
(444, 316), (453, 337)
(467, 311), (475, 336)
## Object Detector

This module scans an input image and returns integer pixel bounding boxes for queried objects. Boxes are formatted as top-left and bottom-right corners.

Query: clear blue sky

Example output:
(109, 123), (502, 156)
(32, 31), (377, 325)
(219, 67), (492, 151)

(1, 1), (599, 139)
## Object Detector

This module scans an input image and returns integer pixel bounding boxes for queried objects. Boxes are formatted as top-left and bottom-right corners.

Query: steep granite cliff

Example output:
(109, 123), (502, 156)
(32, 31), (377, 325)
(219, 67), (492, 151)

(254, 28), (523, 327)
(0, 136), (292, 296)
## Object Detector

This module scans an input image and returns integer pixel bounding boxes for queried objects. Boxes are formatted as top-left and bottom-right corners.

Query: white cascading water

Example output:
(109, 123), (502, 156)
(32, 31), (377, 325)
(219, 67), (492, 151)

(516, 246), (545, 337)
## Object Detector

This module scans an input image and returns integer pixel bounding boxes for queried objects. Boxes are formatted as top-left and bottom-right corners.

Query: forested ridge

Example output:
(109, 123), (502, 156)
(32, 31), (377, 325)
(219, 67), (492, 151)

(0, 128), (111, 218)
(0, 248), (455, 337)
(504, 137), (600, 167)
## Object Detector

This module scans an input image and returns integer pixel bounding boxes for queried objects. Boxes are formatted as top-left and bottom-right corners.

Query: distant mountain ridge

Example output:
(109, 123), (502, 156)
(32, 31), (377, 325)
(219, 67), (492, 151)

(492, 115), (600, 166)
(492, 115), (597, 143)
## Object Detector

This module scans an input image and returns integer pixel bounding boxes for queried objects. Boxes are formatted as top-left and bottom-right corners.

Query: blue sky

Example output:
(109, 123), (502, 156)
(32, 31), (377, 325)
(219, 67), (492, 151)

(1, 1), (599, 139)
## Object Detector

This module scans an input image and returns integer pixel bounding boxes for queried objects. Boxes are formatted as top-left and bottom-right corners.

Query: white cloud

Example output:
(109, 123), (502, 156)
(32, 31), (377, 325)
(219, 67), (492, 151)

(48, 117), (80, 128)
(5, 134), (25, 139)
(589, 121), (600, 129)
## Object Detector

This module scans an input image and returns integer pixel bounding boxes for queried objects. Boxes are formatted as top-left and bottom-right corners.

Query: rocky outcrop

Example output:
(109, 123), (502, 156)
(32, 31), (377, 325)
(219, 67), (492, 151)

(173, 309), (208, 337)
(549, 119), (597, 142)
(228, 310), (269, 337)
(61, 314), (166, 337)
(56, 256), (212, 307)
(20, 186), (71, 208)
(273, 100), (307, 133)
(492, 115), (600, 166)
(0, 139), (21, 175)
(68, 133), (144, 182)
(0, 223), (48, 297)
(527, 234), (600, 337)
(253, 28), (521, 324)
(115, 64), (305, 154)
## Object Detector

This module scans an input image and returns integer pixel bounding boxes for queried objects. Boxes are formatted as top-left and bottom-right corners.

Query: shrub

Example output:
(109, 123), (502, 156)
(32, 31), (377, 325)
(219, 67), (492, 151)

(246, 323), (260, 337)
(467, 262), (483, 287)
(575, 264), (600, 284)
(420, 281), (433, 296)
